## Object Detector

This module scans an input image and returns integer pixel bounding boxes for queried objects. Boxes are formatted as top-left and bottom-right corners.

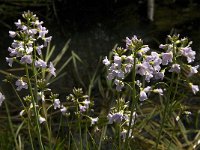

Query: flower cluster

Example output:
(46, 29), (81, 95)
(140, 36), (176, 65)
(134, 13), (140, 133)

(103, 35), (199, 100)
(106, 98), (136, 139)
(6, 11), (56, 91)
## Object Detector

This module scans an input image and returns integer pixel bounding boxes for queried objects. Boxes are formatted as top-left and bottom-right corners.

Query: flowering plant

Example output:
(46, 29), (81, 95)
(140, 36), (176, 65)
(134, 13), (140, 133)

(0, 11), (200, 150)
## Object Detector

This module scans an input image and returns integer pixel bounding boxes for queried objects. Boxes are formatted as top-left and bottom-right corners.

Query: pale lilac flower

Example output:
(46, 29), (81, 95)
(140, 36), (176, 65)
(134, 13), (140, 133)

(0, 92), (5, 107)
(21, 25), (27, 31)
(161, 52), (173, 65)
(39, 27), (48, 38)
(114, 79), (124, 91)
(60, 106), (67, 114)
(116, 69), (125, 79)
(20, 55), (32, 64)
(102, 56), (110, 66)
(9, 31), (17, 38)
(153, 88), (163, 95)
(190, 84), (199, 95)
(28, 29), (37, 35)
(125, 55), (134, 64)
(154, 71), (165, 80)
(144, 86), (152, 92)
(14, 19), (22, 28)
(44, 36), (52, 47)
(111, 112), (124, 123)
(6, 57), (13, 67)
(83, 99), (90, 108)
(91, 117), (98, 126)
(126, 37), (132, 48)
(54, 99), (60, 109)
(139, 91), (148, 101)
(159, 44), (166, 49)
(124, 64), (133, 73)
(15, 79), (28, 91)
(114, 55), (121, 67)
(36, 45), (44, 55)
(141, 45), (150, 54)
(35, 59), (47, 68)
(79, 105), (86, 112)
(39, 116), (46, 124)
(32, 20), (43, 26)
(107, 72), (114, 80)
(188, 65), (199, 77)
(169, 64), (180, 73)
(181, 47), (196, 63)
(26, 47), (33, 54)
(49, 62), (56, 76)
(8, 47), (18, 56)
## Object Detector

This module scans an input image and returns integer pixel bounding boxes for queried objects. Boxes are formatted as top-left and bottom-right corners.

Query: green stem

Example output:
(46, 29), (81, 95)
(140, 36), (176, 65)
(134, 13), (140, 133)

(4, 100), (20, 150)
(76, 100), (83, 150)
(124, 51), (137, 149)
(25, 65), (44, 150)
(98, 126), (107, 150)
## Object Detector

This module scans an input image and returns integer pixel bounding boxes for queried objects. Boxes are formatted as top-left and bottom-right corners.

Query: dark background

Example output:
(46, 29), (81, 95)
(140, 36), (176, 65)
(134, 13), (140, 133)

(1, 0), (200, 91)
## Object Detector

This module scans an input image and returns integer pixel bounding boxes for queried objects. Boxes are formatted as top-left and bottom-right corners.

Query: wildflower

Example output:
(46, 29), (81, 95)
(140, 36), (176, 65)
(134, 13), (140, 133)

(54, 99), (60, 109)
(154, 71), (165, 80)
(169, 64), (180, 73)
(36, 45), (44, 55)
(60, 106), (67, 114)
(16, 79), (28, 91)
(79, 105), (86, 112)
(0, 92), (5, 107)
(39, 116), (46, 124)
(49, 62), (56, 76)
(180, 47), (196, 63)
(139, 86), (151, 101)
(114, 79), (124, 91)
(125, 55), (134, 64)
(161, 52), (173, 65)
(14, 19), (22, 28)
(102, 56), (110, 66)
(153, 88), (163, 95)
(35, 59), (47, 68)
(114, 55), (122, 67)
(188, 65), (199, 77)
(9, 31), (17, 38)
(20, 55), (33, 64)
(8, 47), (18, 56)
(91, 117), (98, 126)
(26, 47), (33, 54)
(6, 57), (13, 67)
(83, 99), (90, 109)
(139, 91), (147, 101)
(190, 83), (199, 94)
(44, 36), (52, 47)
(107, 113), (125, 124)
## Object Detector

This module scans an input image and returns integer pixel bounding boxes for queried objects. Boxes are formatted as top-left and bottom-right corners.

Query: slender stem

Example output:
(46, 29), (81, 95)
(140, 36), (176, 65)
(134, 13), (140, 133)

(4, 100), (20, 150)
(124, 51), (137, 148)
(25, 65), (44, 150)
(28, 121), (35, 150)
(76, 100), (83, 150)
(98, 126), (107, 150)
(155, 41), (178, 149)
